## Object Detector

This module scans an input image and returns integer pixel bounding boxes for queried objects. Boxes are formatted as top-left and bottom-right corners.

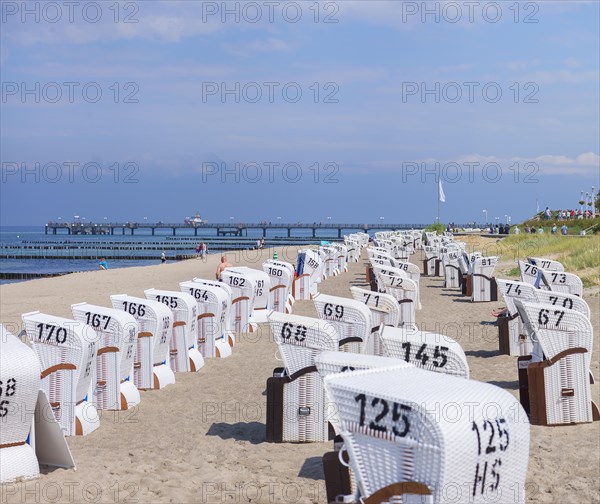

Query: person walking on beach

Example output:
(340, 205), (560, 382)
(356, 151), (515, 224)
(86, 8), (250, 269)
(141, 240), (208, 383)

(161, 251), (166, 264)
(216, 255), (233, 280)
(99, 258), (108, 270)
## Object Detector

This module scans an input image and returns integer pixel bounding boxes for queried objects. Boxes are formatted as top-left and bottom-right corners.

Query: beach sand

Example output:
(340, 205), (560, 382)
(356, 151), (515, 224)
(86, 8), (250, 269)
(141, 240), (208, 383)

(1, 244), (598, 503)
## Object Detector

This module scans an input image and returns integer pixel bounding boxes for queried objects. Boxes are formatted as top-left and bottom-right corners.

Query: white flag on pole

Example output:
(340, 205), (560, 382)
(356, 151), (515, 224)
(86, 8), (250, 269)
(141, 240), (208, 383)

(438, 178), (446, 203)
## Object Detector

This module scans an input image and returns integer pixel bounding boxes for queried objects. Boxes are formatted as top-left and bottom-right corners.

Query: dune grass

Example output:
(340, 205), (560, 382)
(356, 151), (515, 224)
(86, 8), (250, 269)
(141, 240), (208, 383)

(459, 234), (600, 287)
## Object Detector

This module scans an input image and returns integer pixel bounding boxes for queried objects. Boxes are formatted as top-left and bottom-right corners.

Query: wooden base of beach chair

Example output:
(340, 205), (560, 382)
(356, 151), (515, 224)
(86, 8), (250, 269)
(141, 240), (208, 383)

(323, 450), (352, 504)
(188, 348), (205, 372)
(461, 274), (472, 296)
(363, 482), (432, 504)
(518, 355), (533, 415)
(266, 367), (333, 443)
(434, 259), (441, 277)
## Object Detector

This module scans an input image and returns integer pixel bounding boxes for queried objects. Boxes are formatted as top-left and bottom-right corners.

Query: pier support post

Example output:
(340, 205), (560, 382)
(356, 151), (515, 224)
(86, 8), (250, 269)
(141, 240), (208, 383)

(288, 228), (291, 238)
(152, 228), (155, 236)
(173, 228), (176, 236)
(263, 228), (266, 238)
(312, 228), (316, 238)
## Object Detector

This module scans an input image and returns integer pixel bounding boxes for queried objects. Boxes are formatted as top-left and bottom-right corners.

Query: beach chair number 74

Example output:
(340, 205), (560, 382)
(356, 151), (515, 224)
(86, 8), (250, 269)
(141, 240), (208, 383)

(353, 393), (412, 437)
(538, 309), (565, 327)
(281, 322), (307, 342)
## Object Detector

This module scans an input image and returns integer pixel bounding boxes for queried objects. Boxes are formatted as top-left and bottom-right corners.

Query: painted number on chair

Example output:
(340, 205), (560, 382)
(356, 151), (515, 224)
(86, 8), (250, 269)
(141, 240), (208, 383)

(505, 283), (522, 296)
(353, 393), (411, 437)
(155, 295), (178, 309)
(281, 322), (307, 343)
(537, 309), (565, 327)
(122, 301), (146, 317)
(268, 267), (283, 277)
(189, 288), (209, 302)
(85, 312), (112, 330)
(400, 342), (448, 367)
(550, 273), (567, 284)
(36, 323), (68, 344)
(548, 296), (573, 310)
(362, 293), (380, 307)
(0, 378), (17, 418)
(228, 276), (246, 287)
(472, 417), (510, 497)
(323, 303), (344, 319)
(523, 264), (537, 276)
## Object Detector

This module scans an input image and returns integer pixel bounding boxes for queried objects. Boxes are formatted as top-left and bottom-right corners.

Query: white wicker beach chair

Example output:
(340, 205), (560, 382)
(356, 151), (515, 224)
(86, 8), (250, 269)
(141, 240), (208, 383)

(331, 243), (349, 273)
(0, 326), (41, 483)
(350, 287), (402, 332)
(263, 261), (294, 313)
(532, 289), (591, 320)
(392, 261), (421, 309)
(266, 312), (340, 443)
(514, 300), (599, 426)
(540, 270), (584, 297)
(294, 249), (323, 299)
(227, 266), (271, 325)
(380, 325), (469, 378)
(518, 260), (544, 288)
(313, 293), (377, 355)
(265, 259), (296, 304)
(190, 278), (235, 346)
(372, 267), (418, 328)
(322, 246), (341, 277)
(422, 245), (439, 276)
(71, 303), (140, 410)
(324, 367), (530, 503)
(527, 257), (564, 272)
(144, 289), (204, 373)
(220, 268), (256, 334)
(442, 250), (462, 289)
(495, 279), (537, 356)
(180, 280), (232, 358)
(22, 312), (100, 436)
(471, 256), (499, 302)
(109, 295), (175, 390)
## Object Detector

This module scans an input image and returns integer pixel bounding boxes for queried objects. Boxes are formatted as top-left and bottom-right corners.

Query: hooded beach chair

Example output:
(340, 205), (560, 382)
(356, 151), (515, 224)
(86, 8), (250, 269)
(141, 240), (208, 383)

(110, 295), (175, 390)
(220, 268), (257, 333)
(350, 286), (402, 333)
(315, 351), (413, 504)
(331, 242), (349, 273)
(514, 300), (599, 425)
(379, 325), (469, 378)
(22, 312), (100, 436)
(532, 289), (591, 320)
(263, 261), (294, 314)
(539, 270), (584, 297)
(495, 279), (537, 356)
(294, 249), (323, 299)
(144, 289), (204, 373)
(313, 293), (377, 354)
(441, 250), (462, 289)
(527, 257), (564, 272)
(180, 280), (232, 358)
(372, 266), (418, 328)
(422, 245), (439, 276)
(324, 367), (530, 503)
(321, 246), (341, 277)
(471, 256), (499, 302)
(191, 278), (235, 346)
(266, 312), (340, 443)
(392, 260), (422, 309)
(227, 266), (271, 325)
(0, 326), (41, 482)
(518, 260), (544, 287)
(71, 303), (140, 410)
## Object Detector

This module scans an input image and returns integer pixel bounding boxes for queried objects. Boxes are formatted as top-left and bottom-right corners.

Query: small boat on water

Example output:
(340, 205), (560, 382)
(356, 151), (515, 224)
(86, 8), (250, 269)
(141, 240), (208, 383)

(184, 213), (206, 226)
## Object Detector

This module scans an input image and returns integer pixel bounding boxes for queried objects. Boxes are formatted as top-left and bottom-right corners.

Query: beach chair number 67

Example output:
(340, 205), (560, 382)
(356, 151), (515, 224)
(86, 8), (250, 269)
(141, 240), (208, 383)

(281, 322), (307, 342)
(353, 393), (412, 437)
(537, 309), (565, 327)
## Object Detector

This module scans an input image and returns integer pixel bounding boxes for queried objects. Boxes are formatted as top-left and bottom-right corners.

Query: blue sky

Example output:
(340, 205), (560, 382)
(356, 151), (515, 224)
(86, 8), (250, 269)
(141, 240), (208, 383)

(1, 0), (599, 225)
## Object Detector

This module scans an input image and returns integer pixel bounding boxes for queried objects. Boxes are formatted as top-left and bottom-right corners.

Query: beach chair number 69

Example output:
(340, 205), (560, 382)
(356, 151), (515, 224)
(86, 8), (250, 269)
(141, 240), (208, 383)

(353, 393), (412, 437)
(323, 303), (344, 319)
(281, 322), (307, 342)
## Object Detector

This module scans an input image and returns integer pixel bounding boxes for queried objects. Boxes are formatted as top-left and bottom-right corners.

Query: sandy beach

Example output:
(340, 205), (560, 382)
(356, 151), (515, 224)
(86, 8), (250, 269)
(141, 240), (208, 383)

(1, 244), (599, 504)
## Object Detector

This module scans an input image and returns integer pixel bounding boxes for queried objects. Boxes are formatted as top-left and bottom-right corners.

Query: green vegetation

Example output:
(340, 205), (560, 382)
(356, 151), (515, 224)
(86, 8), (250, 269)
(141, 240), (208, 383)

(521, 215), (600, 235)
(424, 222), (446, 234)
(491, 234), (600, 287)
